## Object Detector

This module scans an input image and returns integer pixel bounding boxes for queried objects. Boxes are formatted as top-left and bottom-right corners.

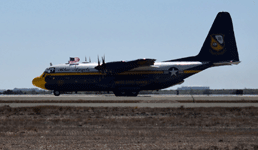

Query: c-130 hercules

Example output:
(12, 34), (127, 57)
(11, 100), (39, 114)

(33, 12), (240, 96)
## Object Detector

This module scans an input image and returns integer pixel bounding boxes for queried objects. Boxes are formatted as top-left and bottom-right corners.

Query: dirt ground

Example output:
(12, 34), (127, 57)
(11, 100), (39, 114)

(0, 105), (257, 150)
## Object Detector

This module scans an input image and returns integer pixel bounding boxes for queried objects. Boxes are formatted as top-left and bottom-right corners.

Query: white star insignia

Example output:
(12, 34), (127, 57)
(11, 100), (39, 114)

(170, 68), (178, 76)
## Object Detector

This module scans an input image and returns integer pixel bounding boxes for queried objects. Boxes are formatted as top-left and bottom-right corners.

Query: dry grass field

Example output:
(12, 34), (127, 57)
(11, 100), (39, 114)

(0, 105), (257, 150)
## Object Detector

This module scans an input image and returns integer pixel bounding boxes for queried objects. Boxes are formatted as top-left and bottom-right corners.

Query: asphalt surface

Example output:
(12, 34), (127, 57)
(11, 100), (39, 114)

(1, 103), (258, 108)
(1, 94), (258, 100)
(0, 94), (258, 107)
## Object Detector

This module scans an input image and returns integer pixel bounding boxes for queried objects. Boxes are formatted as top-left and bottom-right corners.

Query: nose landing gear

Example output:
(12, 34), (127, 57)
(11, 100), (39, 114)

(53, 90), (60, 96)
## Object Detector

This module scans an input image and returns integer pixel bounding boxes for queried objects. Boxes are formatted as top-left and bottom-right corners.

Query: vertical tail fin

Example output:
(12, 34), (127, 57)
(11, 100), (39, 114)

(197, 12), (239, 62)
(166, 12), (240, 63)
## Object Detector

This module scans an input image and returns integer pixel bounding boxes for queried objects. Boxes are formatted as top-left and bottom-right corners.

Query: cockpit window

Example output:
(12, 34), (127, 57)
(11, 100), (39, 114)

(45, 67), (55, 73)
(44, 68), (49, 73)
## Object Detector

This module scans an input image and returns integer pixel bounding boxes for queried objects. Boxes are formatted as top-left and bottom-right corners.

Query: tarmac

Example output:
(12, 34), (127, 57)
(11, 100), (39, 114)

(0, 94), (258, 108)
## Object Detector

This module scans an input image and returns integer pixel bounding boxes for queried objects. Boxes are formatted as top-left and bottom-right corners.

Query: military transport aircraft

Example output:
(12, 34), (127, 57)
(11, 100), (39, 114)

(32, 12), (240, 96)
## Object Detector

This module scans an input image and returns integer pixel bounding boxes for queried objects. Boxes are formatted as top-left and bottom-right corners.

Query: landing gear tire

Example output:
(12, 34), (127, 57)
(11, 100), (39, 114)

(126, 91), (139, 97)
(113, 91), (139, 97)
(54, 90), (60, 96)
(113, 91), (126, 96)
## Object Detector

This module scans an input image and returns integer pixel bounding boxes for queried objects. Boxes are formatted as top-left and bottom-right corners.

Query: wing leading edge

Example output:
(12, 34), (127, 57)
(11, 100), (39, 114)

(95, 58), (156, 75)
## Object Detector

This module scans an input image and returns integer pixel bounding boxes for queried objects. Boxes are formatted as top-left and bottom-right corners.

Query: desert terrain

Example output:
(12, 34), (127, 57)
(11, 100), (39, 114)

(0, 105), (257, 150)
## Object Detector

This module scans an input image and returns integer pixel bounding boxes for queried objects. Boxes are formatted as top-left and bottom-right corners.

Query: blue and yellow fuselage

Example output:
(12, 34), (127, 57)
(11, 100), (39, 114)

(32, 62), (210, 93)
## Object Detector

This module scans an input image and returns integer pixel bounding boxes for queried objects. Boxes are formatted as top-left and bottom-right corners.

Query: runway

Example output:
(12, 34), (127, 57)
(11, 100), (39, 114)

(1, 94), (258, 100)
(0, 94), (258, 108)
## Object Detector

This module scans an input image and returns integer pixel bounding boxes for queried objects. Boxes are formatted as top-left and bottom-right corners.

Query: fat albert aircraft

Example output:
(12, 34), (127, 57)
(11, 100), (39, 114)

(32, 12), (240, 96)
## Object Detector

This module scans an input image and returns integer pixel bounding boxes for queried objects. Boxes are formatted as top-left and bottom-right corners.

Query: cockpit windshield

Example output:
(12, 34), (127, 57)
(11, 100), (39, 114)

(44, 67), (55, 73)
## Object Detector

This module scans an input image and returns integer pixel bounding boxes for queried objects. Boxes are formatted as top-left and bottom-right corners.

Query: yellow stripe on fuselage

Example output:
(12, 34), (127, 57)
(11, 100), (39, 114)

(183, 70), (201, 73)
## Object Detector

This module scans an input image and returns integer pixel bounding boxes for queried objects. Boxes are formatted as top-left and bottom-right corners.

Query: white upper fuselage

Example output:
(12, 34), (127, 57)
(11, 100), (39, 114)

(45, 61), (204, 73)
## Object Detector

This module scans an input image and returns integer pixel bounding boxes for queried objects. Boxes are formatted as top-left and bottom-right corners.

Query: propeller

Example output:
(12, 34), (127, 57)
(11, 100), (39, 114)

(95, 55), (107, 73)
(85, 56), (87, 62)
(97, 55), (100, 66)
(50, 62), (52, 66)
(102, 55), (105, 65)
(89, 57), (91, 62)
(94, 55), (109, 75)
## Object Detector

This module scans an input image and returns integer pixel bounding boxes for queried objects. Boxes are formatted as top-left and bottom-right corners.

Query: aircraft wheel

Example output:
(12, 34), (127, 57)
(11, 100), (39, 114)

(113, 90), (126, 96)
(126, 91), (139, 97)
(113, 91), (120, 96)
(131, 91), (139, 96)
(54, 90), (60, 96)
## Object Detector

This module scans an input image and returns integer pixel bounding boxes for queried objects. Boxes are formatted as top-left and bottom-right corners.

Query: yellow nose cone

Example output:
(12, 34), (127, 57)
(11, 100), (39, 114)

(32, 76), (47, 90)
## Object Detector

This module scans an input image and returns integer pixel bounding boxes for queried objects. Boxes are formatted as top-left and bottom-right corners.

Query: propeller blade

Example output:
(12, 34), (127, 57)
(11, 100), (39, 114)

(98, 55), (100, 66)
(89, 57), (91, 62)
(85, 56), (87, 62)
(102, 56), (105, 64)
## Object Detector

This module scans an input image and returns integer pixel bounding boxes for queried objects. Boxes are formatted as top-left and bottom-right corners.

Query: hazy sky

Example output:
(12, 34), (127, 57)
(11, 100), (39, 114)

(0, 0), (257, 90)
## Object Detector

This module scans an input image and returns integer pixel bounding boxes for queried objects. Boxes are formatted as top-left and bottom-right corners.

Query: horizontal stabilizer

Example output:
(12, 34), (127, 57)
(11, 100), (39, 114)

(213, 61), (240, 66)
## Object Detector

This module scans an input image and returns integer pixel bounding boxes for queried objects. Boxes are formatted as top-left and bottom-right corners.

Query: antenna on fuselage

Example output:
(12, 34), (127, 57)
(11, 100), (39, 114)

(82, 56), (92, 63)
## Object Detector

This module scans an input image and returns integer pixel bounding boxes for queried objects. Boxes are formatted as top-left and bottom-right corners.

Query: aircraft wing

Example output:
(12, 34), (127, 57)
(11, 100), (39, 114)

(95, 58), (156, 74)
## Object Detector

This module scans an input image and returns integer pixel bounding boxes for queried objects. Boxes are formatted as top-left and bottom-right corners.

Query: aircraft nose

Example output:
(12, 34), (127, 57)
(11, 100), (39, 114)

(32, 76), (47, 90)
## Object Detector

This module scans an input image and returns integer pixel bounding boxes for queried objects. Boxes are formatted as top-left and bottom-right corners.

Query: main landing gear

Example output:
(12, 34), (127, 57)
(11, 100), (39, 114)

(53, 91), (79, 96)
(113, 90), (139, 97)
